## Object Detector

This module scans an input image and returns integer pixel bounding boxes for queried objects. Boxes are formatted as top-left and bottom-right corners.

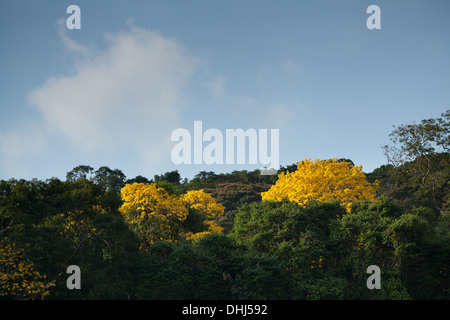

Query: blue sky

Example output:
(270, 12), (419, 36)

(1, 0), (449, 181)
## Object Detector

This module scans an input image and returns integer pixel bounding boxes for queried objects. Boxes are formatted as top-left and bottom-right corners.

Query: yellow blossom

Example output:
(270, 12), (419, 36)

(262, 158), (379, 213)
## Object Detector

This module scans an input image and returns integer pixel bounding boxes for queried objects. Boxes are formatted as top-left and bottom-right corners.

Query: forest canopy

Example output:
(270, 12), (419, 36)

(0, 111), (449, 300)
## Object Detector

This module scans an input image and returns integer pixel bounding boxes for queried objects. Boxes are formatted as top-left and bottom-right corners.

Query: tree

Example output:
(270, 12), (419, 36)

(94, 166), (126, 192)
(182, 190), (225, 219)
(0, 238), (55, 299)
(125, 175), (151, 185)
(66, 165), (94, 182)
(194, 171), (217, 180)
(181, 190), (225, 240)
(0, 176), (143, 299)
(154, 170), (181, 185)
(119, 183), (189, 250)
(365, 164), (394, 196)
(383, 110), (450, 214)
(135, 234), (291, 300)
(119, 184), (226, 247)
(231, 199), (421, 299)
(384, 110), (449, 163)
(232, 200), (354, 299)
(44, 177), (140, 300)
(261, 158), (379, 212)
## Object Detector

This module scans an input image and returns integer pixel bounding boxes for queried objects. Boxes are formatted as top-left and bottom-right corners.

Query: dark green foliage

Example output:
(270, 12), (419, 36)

(0, 175), (140, 300)
(383, 110), (450, 214)
(66, 165), (94, 182)
(136, 240), (230, 300)
(135, 234), (291, 300)
(184, 169), (277, 191)
(232, 198), (449, 300)
(154, 170), (181, 185)
(125, 175), (151, 185)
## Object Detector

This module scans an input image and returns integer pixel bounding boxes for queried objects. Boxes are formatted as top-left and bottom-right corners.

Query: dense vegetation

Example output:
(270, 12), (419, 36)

(1, 111), (449, 300)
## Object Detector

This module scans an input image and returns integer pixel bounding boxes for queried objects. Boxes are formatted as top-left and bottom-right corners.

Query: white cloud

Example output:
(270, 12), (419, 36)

(56, 18), (89, 57)
(0, 24), (200, 178)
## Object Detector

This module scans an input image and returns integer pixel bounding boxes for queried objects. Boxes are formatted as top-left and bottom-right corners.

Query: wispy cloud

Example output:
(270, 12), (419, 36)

(31, 23), (199, 159)
(56, 18), (89, 57)
(0, 23), (200, 178)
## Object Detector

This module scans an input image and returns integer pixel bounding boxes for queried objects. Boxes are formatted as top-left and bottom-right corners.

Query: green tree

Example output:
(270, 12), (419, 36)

(66, 165), (94, 182)
(0, 238), (55, 299)
(154, 170), (182, 185)
(94, 166), (126, 192)
(125, 175), (151, 185)
(1, 176), (140, 300)
(232, 199), (440, 299)
(383, 110), (450, 214)
(135, 234), (291, 300)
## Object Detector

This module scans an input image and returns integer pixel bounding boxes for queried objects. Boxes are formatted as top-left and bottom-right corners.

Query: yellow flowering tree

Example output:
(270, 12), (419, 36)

(262, 158), (379, 212)
(119, 183), (189, 249)
(182, 190), (225, 241)
(0, 239), (55, 299)
(119, 184), (226, 248)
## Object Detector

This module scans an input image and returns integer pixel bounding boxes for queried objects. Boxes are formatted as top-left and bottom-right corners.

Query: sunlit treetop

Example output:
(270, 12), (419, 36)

(261, 158), (379, 212)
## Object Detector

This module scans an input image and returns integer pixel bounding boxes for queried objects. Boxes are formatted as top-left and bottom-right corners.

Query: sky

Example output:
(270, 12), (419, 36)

(1, 0), (449, 182)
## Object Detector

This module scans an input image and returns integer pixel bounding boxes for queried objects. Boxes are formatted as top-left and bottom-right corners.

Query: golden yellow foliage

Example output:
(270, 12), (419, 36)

(182, 190), (225, 219)
(261, 158), (379, 212)
(119, 185), (225, 248)
(0, 239), (55, 299)
(182, 190), (225, 240)
(120, 183), (189, 248)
